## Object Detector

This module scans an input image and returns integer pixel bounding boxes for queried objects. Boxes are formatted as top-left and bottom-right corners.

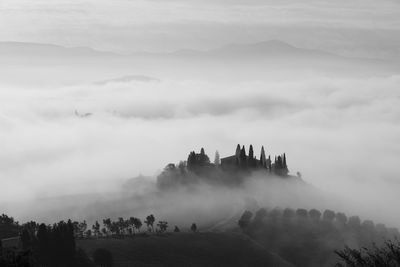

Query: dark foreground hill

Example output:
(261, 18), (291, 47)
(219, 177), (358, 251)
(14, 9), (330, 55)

(78, 232), (294, 267)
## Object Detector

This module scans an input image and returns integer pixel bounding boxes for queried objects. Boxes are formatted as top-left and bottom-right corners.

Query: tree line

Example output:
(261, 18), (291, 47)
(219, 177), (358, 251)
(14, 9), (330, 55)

(0, 213), (199, 266)
(238, 207), (400, 267)
(1, 218), (93, 267)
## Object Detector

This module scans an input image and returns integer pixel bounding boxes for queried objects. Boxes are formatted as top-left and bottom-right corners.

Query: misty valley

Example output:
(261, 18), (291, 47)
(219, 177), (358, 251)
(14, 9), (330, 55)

(2, 2), (400, 266)
(1, 145), (400, 266)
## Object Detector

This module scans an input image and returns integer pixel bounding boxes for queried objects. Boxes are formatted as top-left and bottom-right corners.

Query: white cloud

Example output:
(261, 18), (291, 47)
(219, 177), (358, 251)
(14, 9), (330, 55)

(1, 74), (400, 208)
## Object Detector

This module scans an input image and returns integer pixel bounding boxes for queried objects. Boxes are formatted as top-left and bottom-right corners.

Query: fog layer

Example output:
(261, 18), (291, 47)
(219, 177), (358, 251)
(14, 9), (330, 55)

(0, 42), (399, 227)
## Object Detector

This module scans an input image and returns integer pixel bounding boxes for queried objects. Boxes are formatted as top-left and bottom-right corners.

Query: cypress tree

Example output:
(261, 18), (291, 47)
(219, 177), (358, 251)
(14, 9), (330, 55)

(277, 155), (283, 169)
(283, 153), (288, 175)
(240, 145), (247, 168)
(214, 150), (220, 166)
(260, 146), (266, 168)
(200, 148), (205, 165)
(283, 153), (287, 169)
(199, 148), (210, 165)
(268, 155), (272, 171)
(249, 145), (254, 160)
(187, 151), (196, 169)
(235, 144), (241, 166)
(249, 145), (256, 168)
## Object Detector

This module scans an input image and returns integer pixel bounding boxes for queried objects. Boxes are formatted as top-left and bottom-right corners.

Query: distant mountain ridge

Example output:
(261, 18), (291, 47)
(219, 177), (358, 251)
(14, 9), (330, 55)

(171, 40), (334, 59)
(0, 40), (386, 62)
(93, 75), (160, 85)
(0, 41), (120, 58)
(1, 40), (397, 87)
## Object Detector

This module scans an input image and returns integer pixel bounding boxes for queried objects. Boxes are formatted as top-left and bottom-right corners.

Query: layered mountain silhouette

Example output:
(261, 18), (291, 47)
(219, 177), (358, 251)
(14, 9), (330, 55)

(1, 40), (398, 86)
(172, 40), (334, 59)
(0, 40), (392, 63)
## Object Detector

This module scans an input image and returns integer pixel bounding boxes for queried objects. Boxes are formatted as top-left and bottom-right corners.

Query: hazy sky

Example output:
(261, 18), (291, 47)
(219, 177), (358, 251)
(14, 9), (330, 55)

(1, 0), (400, 58)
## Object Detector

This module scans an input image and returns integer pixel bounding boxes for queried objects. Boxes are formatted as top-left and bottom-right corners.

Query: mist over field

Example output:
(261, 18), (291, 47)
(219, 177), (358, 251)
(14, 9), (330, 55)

(0, 41), (399, 229)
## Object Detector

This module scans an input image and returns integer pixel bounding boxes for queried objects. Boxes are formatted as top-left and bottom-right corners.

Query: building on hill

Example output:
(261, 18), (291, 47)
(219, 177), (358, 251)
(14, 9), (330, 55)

(220, 144), (288, 175)
(221, 144), (267, 169)
(157, 144), (291, 188)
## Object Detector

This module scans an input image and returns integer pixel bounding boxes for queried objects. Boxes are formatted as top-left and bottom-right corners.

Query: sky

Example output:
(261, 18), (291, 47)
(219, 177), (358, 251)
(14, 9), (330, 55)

(0, 0), (400, 225)
(1, 0), (400, 58)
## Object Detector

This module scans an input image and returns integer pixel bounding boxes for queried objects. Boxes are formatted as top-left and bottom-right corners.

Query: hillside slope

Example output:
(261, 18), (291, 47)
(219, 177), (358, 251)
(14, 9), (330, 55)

(78, 232), (295, 267)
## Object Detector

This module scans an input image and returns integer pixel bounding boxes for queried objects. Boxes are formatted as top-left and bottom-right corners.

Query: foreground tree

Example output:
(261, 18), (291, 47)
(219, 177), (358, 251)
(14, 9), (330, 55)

(145, 214), (155, 232)
(238, 210), (253, 231)
(335, 240), (400, 266)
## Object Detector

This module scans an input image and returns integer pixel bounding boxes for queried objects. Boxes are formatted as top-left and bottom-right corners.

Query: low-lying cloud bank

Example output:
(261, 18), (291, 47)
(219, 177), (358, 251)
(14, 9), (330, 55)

(0, 71), (400, 226)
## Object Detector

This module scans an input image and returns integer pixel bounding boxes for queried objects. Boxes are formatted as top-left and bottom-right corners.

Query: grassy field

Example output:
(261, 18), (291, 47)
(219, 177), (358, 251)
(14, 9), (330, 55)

(78, 232), (294, 267)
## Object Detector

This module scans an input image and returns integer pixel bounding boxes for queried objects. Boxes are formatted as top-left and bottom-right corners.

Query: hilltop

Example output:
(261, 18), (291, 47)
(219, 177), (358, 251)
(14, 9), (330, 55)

(157, 144), (300, 188)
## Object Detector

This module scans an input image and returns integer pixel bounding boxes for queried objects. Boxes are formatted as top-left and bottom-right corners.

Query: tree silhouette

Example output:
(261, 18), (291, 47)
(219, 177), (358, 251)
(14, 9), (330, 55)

(190, 223), (197, 233)
(322, 209), (336, 222)
(103, 219), (112, 236)
(133, 217), (142, 233)
(268, 155), (272, 171)
(214, 150), (220, 166)
(92, 221), (101, 237)
(283, 208), (295, 219)
(260, 146), (266, 168)
(199, 148), (210, 165)
(235, 144), (241, 158)
(283, 153), (287, 169)
(37, 223), (50, 266)
(174, 226), (180, 232)
(248, 145), (256, 167)
(157, 221), (168, 233)
(296, 208), (308, 219)
(336, 240), (400, 267)
(253, 208), (268, 225)
(86, 229), (92, 238)
(145, 215), (155, 232)
(249, 145), (254, 160)
(187, 151), (196, 170)
(336, 212), (348, 226)
(129, 217), (142, 233)
(309, 209), (321, 221)
(238, 210), (253, 230)
(20, 228), (31, 250)
(239, 146), (247, 168)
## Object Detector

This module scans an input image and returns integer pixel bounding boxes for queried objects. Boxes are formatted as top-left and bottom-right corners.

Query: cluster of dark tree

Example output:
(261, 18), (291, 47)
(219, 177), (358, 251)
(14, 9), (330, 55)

(0, 218), (95, 267)
(0, 214), (20, 239)
(238, 208), (400, 267)
(0, 214), (118, 267)
(158, 145), (292, 188)
(335, 240), (400, 266)
(0, 212), (200, 267)
(79, 214), (198, 238)
(227, 144), (288, 175)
